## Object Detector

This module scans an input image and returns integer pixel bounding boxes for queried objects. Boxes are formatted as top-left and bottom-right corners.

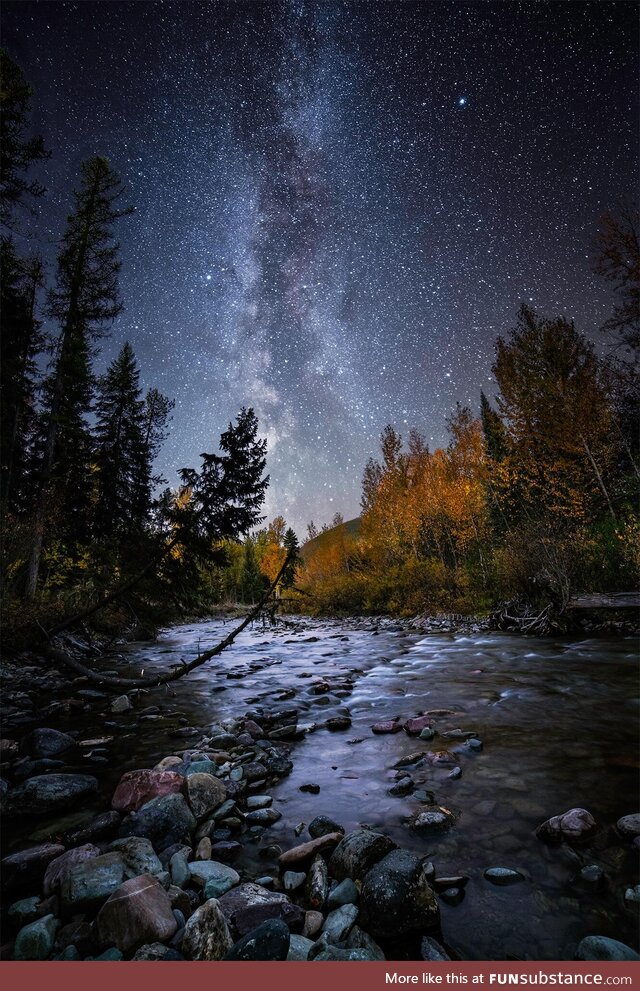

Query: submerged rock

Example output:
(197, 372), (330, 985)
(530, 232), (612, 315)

(410, 806), (456, 834)
(536, 808), (598, 845)
(20, 727), (75, 759)
(360, 849), (439, 939)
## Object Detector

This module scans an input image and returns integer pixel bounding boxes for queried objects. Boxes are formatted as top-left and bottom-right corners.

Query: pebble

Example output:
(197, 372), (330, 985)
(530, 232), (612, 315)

(283, 870), (306, 891)
(327, 877), (359, 909)
(484, 867), (525, 886)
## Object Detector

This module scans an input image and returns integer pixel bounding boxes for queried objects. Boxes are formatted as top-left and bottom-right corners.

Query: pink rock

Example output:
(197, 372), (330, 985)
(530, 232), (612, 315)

(111, 769), (184, 813)
(536, 808), (598, 845)
(95, 874), (178, 954)
(278, 832), (344, 868)
(43, 844), (101, 895)
(371, 721), (402, 734)
(404, 715), (435, 736)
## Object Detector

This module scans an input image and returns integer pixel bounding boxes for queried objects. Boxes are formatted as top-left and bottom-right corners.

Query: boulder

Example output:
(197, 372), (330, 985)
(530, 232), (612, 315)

(1, 842), (65, 892)
(111, 769), (184, 813)
(328, 829), (396, 882)
(110, 836), (163, 876)
(616, 814), (640, 839)
(118, 793), (196, 847)
(43, 844), (101, 895)
(308, 815), (345, 839)
(4, 773), (98, 816)
(278, 831), (343, 869)
(60, 851), (128, 911)
(188, 861), (239, 898)
(183, 772), (226, 820)
(575, 936), (639, 961)
(182, 898), (233, 960)
(224, 918), (290, 960)
(360, 849), (440, 940)
(536, 808), (598, 845)
(20, 728), (75, 759)
(95, 874), (177, 954)
(13, 914), (58, 960)
(218, 882), (304, 938)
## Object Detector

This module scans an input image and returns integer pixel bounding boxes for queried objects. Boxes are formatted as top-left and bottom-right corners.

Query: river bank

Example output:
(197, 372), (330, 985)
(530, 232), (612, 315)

(1, 617), (639, 961)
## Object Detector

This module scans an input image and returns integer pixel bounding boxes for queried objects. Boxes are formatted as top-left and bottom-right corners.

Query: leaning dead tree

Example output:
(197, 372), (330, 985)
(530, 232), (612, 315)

(44, 550), (293, 690)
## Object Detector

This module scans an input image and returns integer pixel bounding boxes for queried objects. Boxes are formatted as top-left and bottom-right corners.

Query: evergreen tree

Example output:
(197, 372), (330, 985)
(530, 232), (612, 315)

(480, 391), (507, 462)
(141, 387), (174, 485)
(240, 536), (264, 603)
(94, 342), (148, 538)
(25, 157), (133, 597)
(0, 49), (49, 227)
(282, 527), (300, 587)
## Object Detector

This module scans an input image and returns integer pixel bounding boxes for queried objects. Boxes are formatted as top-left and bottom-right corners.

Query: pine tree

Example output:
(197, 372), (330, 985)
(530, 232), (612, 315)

(240, 537), (264, 603)
(25, 157), (133, 597)
(94, 342), (148, 538)
(282, 527), (300, 587)
(0, 49), (49, 227)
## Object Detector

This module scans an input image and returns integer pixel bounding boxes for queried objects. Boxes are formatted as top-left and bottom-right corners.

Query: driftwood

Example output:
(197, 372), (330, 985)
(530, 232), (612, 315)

(43, 551), (293, 691)
(491, 597), (559, 636)
(567, 592), (640, 610)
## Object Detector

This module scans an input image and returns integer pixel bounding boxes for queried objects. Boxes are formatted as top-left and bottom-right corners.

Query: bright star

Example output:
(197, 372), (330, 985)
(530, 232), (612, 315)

(458, 96), (467, 106)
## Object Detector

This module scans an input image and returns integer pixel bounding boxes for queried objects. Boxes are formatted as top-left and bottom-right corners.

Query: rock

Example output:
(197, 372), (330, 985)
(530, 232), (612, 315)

(410, 806), (456, 834)
(262, 754), (293, 777)
(8, 896), (41, 926)
(404, 715), (435, 736)
(624, 884), (640, 913)
(183, 772), (227, 820)
(371, 720), (402, 734)
(278, 831), (343, 869)
(299, 783), (320, 794)
(577, 864), (605, 890)
(327, 877), (359, 909)
(419, 727), (436, 741)
(345, 924), (386, 960)
(95, 874), (178, 954)
(244, 808), (281, 826)
(326, 716), (351, 731)
(195, 837), (212, 860)
(246, 795), (272, 809)
(153, 756), (183, 772)
(43, 844), (101, 895)
(13, 914), (59, 960)
(433, 875), (469, 892)
(287, 934), (314, 960)
(303, 910), (323, 938)
(119, 793), (196, 847)
(448, 766), (462, 780)
(484, 867), (525, 886)
(308, 815), (344, 839)
(0, 738), (18, 760)
(88, 947), (124, 960)
(183, 760), (219, 777)
(439, 887), (464, 905)
(283, 870), (306, 891)
(312, 944), (376, 961)
(60, 851), (127, 911)
(616, 813), (640, 838)
(20, 727), (75, 759)
(210, 840), (241, 862)
(132, 942), (174, 960)
(536, 808), (598, 845)
(465, 737), (483, 752)
(110, 695), (133, 714)
(575, 936), (640, 961)
(182, 898), (233, 959)
(219, 882), (304, 938)
(111, 769), (184, 813)
(360, 849), (439, 940)
(305, 853), (329, 909)
(321, 903), (358, 943)
(1, 842), (65, 892)
(5, 773), (98, 816)
(63, 810), (121, 846)
(328, 829), (396, 882)
(189, 861), (239, 898)
(170, 851), (190, 888)
(110, 836), (163, 876)
(224, 918), (290, 960)
(421, 936), (451, 961)
(389, 775), (414, 797)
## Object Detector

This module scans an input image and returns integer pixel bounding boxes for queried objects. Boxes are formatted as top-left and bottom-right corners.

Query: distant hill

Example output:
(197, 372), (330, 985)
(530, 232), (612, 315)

(301, 517), (361, 560)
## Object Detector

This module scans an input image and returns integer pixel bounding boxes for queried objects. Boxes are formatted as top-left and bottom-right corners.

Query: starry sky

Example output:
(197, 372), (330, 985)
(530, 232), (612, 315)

(4, 1), (638, 534)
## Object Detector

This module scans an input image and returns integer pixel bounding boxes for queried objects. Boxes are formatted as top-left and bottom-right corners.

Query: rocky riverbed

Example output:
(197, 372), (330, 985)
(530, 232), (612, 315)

(1, 616), (639, 961)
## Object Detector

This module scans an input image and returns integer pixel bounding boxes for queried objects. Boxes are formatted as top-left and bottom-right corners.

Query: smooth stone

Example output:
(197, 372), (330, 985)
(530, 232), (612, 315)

(5, 774), (98, 816)
(624, 884), (640, 913)
(218, 882), (304, 938)
(283, 870), (306, 891)
(308, 815), (345, 839)
(1, 842), (65, 891)
(448, 766), (462, 779)
(20, 727), (75, 759)
(578, 864), (605, 889)
(183, 772), (227, 820)
(183, 760), (218, 777)
(244, 808), (281, 826)
(575, 936), (640, 961)
(199, 864), (241, 899)
(95, 874), (178, 954)
(246, 795), (272, 810)
(182, 898), (234, 959)
(43, 844), (102, 895)
(278, 832), (343, 868)
(321, 903), (359, 943)
(302, 910), (324, 938)
(170, 851), (190, 888)
(465, 738), (483, 752)
(439, 887), (464, 905)
(617, 814), (640, 838)
(224, 918), (290, 960)
(325, 716), (351, 731)
(287, 934), (315, 961)
(195, 837), (212, 860)
(404, 715), (435, 736)
(118, 793), (196, 847)
(60, 852), (129, 910)
(328, 829), (396, 882)
(153, 756), (183, 772)
(410, 807), (455, 834)
(484, 867), (526, 886)
(111, 769), (184, 813)
(419, 727), (436, 740)
(371, 720), (402, 734)
(360, 849), (440, 940)
(536, 808), (598, 845)
(13, 914), (58, 960)
(110, 836), (163, 876)
(421, 936), (451, 961)
(8, 896), (41, 926)
(327, 877), (359, 909)
(299, 783), (320, 794)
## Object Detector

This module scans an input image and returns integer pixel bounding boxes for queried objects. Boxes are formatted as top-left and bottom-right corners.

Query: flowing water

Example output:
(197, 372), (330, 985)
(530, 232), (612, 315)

(10, 618), (640, 960)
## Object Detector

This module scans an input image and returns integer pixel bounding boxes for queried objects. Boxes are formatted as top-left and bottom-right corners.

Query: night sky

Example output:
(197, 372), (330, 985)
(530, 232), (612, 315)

(3, 1), (638, 534)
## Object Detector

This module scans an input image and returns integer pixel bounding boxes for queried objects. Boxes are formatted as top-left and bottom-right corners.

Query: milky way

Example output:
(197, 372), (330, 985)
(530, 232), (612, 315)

(4, 1), (638, 533)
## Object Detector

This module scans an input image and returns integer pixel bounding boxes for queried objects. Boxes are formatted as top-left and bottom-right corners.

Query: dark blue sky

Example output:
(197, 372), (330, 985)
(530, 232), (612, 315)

(4, 1), (638, 533)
